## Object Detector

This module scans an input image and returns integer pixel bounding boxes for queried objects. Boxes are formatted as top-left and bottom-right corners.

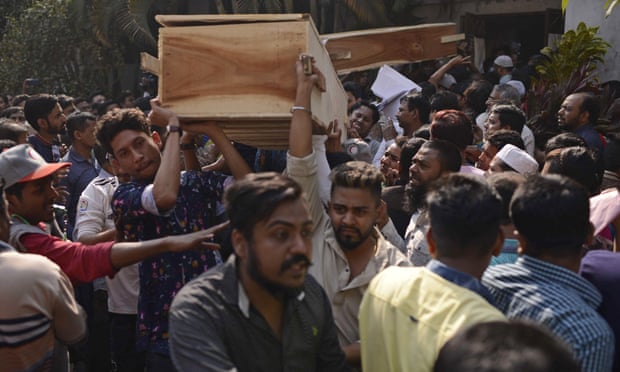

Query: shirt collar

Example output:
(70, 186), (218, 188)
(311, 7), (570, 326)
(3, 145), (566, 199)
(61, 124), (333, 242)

(0, 240), (15, 253)
(426, 259), (496, 306)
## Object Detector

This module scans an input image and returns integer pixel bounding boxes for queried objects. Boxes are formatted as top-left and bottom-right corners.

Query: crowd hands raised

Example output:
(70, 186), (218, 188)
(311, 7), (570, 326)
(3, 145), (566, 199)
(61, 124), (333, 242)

(1, 50), (620, 372)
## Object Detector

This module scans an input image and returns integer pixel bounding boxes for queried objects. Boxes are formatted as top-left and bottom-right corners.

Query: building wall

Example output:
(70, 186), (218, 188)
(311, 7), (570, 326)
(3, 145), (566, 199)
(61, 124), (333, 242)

(566, 0), (619, 83)
(412, 0), (560, 29)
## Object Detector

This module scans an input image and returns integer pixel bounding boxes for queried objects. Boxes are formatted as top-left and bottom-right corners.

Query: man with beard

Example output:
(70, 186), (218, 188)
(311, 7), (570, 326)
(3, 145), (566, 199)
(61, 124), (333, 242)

(557, 92), (605, 159)
(24, 94), (67, 162)
(405, 140), (462, 266)
(168, 173), (348, 372)
(286, 56), (409, 368)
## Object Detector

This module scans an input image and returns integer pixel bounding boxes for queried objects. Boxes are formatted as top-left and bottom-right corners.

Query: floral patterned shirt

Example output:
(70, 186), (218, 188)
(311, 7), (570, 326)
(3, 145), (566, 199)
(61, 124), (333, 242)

(113, 170), (226, 355)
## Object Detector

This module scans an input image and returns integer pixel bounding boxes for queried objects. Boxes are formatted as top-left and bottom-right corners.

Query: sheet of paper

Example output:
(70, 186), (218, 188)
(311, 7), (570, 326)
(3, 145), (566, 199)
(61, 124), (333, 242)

(371, 65), (421, 120)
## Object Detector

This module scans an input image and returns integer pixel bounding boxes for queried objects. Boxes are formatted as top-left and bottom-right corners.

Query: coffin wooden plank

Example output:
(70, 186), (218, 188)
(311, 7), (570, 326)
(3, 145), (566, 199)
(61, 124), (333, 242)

(321, 23), (457, 73)
(156, 13), (308, 27)
(155, 16), (347, 149)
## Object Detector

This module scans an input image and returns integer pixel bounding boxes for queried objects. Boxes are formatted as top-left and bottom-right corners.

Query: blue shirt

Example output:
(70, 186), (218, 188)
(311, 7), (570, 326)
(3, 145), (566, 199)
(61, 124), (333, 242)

(427, 259), (496, 306)
(483, 255), (615, 372)
(61, 147), (100, 239)
(113, 170), (226, 356)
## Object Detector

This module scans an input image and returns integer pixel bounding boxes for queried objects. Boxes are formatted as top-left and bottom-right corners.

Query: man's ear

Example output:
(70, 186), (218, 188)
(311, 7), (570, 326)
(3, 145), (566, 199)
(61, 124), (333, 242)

(231, 229), (248, 259)
(515, 230), (527, 255)
(426, 227), (437, 258)
(37, 118), (48, 131)
(152, 131), (162, 148)
(491, 229), (505, 257)
(584, 222), (595, 247)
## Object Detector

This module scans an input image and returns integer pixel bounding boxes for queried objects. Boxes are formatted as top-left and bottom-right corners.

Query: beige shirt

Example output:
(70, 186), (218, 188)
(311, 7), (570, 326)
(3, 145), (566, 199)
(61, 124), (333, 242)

(287, 151), (410, 345)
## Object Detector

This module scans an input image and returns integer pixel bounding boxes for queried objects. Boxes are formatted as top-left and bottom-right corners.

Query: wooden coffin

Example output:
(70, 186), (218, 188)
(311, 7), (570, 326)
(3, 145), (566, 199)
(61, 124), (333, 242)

(322, 23), (462, 74)
(150, 14), (347, 149)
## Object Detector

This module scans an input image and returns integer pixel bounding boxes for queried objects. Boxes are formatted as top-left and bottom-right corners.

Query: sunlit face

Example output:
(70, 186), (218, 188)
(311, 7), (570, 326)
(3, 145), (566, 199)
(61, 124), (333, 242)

(409, 147), (443, 188)
(349, 106), (375, 138)
(75, 119), (98, 149)
(239, 198), (314, 292)
(109, 129), (161, 182)
(558, 94), (586, 130)
(380, 143), (401, 178)
(396, 100), (416, 133)
(7, 176), (60, 224)
(484, 112), (504, 138)
(43, 103), (67, 135)
(328, 187), (378, 251)
(477, 141), (498, 171)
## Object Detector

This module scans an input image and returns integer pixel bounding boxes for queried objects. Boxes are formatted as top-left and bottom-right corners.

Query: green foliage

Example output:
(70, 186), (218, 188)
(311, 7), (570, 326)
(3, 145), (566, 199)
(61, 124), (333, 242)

(0, 0), (124, 97)
(527, 22), (610, 135)
(536, 22), (609, 85)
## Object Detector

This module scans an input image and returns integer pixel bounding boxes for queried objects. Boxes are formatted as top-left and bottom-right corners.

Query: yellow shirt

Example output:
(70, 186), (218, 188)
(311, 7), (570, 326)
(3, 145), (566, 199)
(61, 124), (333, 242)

(359, 266), (506, 372)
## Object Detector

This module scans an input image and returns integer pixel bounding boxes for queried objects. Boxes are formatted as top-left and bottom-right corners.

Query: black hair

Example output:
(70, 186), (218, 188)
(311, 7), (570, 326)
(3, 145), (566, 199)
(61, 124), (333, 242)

(510, 174), (590, 257)
(402, 93), (431, 124)
(0, 121), (28, 143)
(399, 137), (427, 184)
(486, 172), (525, 224)
(24, 94), (59, 131)
(224, 172), (303, 241)
(464, 80), (493, 116)
(421, 140), (462, 173)
(544, 132), (587, 155)
(487, 129), (525, 151)
(576, 92), (600, 125)
(96, 108), (150, 156)
(490, 104), (526, 133)
(66, 111), (97, 142)
(427, 173), (502, 258)
(544, 146), (600, 195)
(350, 100), (380, 125)
(430, 91), (459, 112)
(329, 161), (384, 205)
(434, 321), (580, 372)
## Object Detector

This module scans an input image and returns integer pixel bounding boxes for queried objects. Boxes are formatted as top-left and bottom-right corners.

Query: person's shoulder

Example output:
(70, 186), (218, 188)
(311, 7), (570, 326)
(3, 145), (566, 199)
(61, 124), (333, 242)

(2, 251), (64, 279)
(174, 263), (231, 306)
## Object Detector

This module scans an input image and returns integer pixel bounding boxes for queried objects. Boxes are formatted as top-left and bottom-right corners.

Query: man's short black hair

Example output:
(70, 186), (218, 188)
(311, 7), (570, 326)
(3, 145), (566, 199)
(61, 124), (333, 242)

(576, 92), (600, 125)
(399, 137), (427, 184)
(434, 321), (580, 372)
(544, 132), (587, 155)
(224, 172), (303, 241)
(24, 94), (58, 131)
(350, 100), (380, 124)
(96, 108), (150, 156)
(330, 161), (384, 205)
(401, 93), (431, 124)
(427, 173), (502, 258)
(486, 129), (525, 151)
(421, 140), (462, 173)
(490, 104), (526, 133)
(66, 111), (97, 142)
(544, 146), (600, 195)
(430, 91), (459, 112)
(487, 172), (525, 225)
(511, 174), (590, 258)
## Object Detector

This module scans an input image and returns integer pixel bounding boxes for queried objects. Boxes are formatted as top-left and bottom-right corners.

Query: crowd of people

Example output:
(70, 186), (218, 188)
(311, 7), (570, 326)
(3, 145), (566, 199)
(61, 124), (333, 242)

(0, 46), (619, 372)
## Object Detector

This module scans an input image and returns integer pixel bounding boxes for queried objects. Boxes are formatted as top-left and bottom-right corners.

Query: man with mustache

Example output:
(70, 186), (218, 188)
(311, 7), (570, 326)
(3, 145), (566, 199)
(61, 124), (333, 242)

(169, 173), (348, 371)
(286, 56), (409, 368)
(405, 140), (462, 266)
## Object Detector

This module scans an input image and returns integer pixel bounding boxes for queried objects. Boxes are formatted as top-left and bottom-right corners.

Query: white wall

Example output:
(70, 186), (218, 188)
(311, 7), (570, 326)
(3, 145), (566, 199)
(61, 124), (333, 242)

(566, 0), (620, 83)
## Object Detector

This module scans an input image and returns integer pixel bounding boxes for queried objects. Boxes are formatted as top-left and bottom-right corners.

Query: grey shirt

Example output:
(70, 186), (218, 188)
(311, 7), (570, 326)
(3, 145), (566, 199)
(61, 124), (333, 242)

(169, 256), (349, 372)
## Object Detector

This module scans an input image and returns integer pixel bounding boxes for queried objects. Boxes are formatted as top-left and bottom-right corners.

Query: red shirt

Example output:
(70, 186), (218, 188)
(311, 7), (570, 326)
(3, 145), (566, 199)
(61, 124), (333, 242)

(20, 232), (115, 284)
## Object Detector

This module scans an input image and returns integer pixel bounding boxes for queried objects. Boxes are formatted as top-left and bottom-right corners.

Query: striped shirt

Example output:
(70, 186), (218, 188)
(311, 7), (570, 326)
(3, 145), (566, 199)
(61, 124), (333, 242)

(483, 255), (614, 372)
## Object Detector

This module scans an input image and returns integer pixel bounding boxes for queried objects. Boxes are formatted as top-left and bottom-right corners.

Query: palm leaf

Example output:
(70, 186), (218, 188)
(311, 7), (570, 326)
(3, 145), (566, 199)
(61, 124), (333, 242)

(116, 0), (157, 54)
(341, 0), (390, 27)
